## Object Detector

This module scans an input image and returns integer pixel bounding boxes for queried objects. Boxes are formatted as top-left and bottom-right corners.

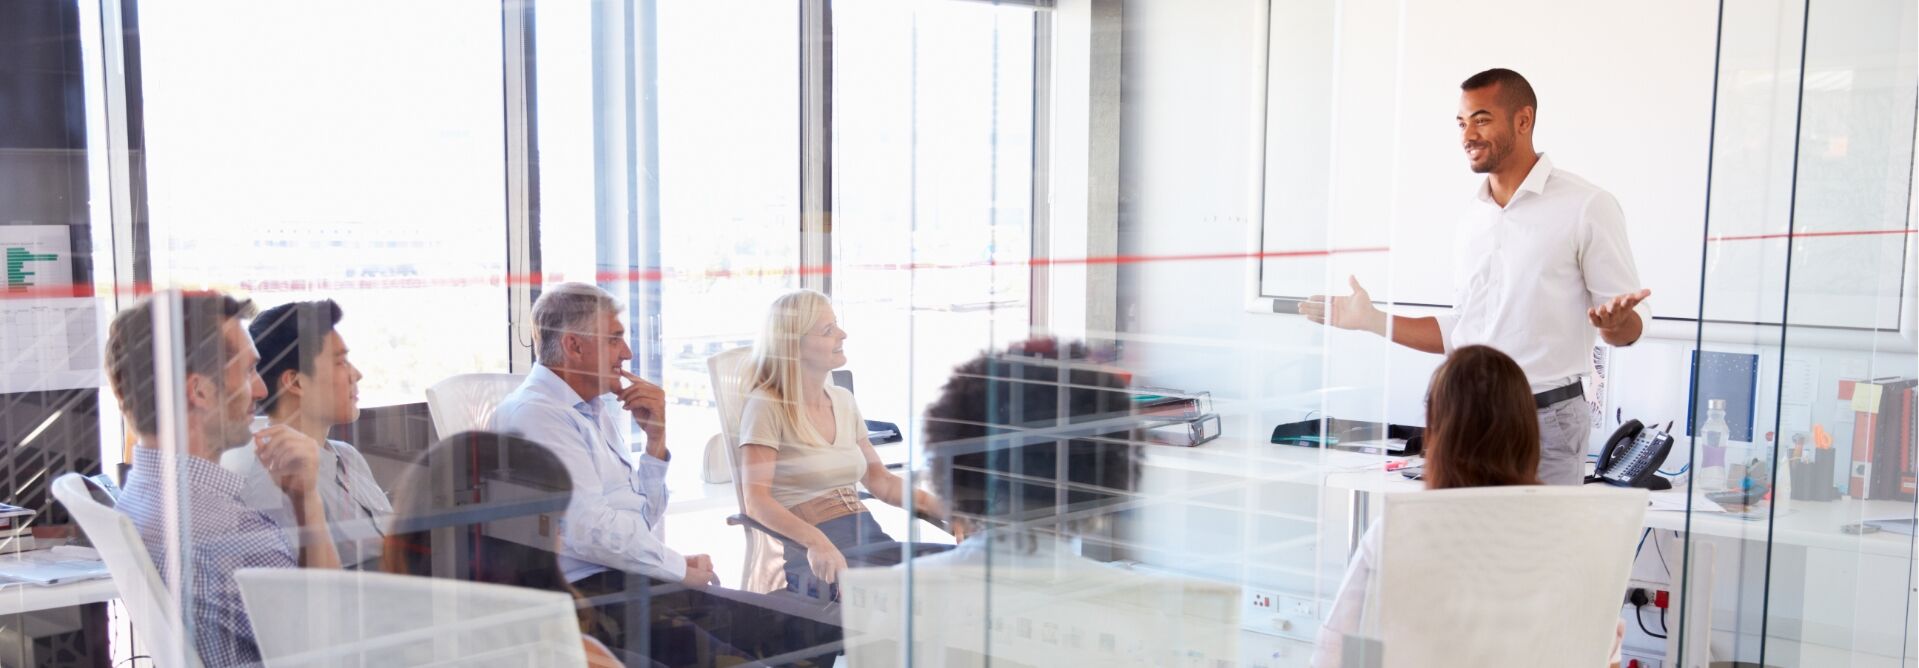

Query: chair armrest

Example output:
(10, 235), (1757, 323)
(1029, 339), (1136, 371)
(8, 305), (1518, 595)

(727, 513), (798, 545)
(733, 503), (952, 544)
(852, 497), (952, 537)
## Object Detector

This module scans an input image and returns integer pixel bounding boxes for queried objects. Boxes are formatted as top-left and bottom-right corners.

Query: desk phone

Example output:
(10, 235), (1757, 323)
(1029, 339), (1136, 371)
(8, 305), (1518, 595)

(1590, 419), (1675, 490)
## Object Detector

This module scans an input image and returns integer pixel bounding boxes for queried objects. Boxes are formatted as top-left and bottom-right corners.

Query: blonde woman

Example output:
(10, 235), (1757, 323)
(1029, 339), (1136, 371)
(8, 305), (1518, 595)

(738, 290), (948, 599)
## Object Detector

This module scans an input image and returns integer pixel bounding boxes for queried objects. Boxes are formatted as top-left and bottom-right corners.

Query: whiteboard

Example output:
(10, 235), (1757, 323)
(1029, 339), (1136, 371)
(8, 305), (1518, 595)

(1256, 0), (1916, 330)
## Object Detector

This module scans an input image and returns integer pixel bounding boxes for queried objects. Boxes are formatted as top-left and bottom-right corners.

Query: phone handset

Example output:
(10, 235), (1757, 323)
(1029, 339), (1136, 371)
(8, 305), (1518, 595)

(1588, 419), (1675, 490)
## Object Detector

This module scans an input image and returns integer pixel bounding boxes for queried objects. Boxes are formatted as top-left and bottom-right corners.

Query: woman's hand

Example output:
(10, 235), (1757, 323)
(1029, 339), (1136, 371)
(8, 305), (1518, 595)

(806, 542), (849, 585)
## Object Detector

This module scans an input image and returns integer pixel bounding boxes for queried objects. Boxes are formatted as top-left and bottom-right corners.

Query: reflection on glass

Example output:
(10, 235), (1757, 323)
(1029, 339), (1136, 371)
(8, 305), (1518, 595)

(832, 0), (1038, 445)
(137, 1), (509, 406)
(844, 341), (1239, 667)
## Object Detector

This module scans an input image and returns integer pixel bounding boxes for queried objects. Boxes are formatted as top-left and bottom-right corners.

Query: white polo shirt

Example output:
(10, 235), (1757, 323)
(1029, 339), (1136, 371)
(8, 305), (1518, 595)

(1435, 153), (1649, 393)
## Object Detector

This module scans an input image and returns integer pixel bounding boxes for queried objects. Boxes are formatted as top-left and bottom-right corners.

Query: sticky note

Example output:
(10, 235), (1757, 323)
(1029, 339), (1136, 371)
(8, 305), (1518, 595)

(1851, 383), (1884, 414)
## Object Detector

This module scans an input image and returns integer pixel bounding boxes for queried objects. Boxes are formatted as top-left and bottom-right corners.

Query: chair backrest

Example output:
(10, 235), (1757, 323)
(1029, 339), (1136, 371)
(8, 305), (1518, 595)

(840, 557), (1241, 667)
(706, 346), (789, 593)
(51, 473), (203, 668)
(424, 373), (529, 438)
(1374, 485), (1647, 668)
(235, 568), (586, 668)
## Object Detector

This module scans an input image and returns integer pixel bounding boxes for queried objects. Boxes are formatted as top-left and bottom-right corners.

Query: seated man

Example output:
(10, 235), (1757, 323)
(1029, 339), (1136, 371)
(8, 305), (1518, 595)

(491, 284), (716, 642)
(103, 291), (340, 666)
(224, 299), (392, 570)
(495, 283), (840, 666)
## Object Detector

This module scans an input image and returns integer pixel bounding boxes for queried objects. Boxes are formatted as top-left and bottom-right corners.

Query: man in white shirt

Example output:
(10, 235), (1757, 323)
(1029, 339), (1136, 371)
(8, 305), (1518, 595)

(1301, 68), (1651, 485)
(496, 283), (845, 665)
(494, 282), (717, 588)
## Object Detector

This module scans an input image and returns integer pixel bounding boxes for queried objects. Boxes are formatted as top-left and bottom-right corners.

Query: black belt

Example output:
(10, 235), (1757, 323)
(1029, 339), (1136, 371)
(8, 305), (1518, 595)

(1534, 382), (1584, 409)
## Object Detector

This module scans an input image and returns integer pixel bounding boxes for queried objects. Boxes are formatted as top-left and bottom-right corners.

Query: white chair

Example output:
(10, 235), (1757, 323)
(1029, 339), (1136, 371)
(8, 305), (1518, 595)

(839, 556), (1241, 667)
(50, 473), (203, 668)
(707, 346), (791, 593)
(234, 568), (586, 668)
(424, 373), (528, 438)
(1372, 485), (1648, 668)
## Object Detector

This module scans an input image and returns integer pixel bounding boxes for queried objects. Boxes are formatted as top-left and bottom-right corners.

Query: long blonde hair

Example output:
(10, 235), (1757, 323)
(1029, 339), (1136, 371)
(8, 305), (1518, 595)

(747, 290), (834, 447)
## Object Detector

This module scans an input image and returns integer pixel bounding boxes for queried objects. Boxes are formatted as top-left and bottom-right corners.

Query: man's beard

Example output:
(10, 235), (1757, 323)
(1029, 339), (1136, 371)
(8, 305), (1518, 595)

(212, 382), (257, 452)
(1470, 140), (1510, 174)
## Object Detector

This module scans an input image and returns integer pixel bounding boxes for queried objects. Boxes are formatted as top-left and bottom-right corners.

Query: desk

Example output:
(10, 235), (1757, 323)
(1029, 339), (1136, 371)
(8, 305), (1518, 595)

(1324, 466), (1916, 557)
(0, 577), (117, 667)
(0, 578), (116, 617)
(1325, 465), (1919, 664)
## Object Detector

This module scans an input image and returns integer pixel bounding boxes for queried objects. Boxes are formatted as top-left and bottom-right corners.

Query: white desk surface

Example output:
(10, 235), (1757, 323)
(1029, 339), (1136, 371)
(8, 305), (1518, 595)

(1324, 461), (1916, 557)
(1136, 435), (1914, 557)
(1141, 435), (1397, 484)
(0, 577), (116, 617)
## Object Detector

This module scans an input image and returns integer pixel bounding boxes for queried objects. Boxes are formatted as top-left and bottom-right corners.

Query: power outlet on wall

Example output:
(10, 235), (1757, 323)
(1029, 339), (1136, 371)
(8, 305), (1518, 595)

(1242, 589), (1318, 641)
(1619, 652), (1663, 668)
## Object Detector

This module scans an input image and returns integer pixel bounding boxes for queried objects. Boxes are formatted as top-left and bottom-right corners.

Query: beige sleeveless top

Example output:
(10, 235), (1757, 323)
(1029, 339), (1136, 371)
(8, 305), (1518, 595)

(739, 385), (869, 508)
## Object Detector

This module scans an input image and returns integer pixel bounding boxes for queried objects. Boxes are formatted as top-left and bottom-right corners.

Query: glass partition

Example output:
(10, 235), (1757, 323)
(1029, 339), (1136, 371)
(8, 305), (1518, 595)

(1692, 1), (1919, 666)
(12, 0), (1915, 666)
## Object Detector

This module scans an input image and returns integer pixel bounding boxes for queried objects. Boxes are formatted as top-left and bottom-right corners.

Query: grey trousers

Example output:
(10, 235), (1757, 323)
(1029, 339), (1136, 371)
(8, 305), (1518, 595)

(1537, 396), (1593, 485)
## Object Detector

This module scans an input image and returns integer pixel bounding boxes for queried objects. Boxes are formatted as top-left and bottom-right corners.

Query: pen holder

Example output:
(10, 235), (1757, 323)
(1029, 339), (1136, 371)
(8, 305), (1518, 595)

(1789, 451), (1839, 501)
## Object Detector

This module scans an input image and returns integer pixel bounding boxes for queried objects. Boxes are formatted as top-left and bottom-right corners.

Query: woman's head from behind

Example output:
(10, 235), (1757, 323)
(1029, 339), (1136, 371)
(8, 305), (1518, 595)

(383, 431), (575, 594)
(1422, 345), (1541, 490)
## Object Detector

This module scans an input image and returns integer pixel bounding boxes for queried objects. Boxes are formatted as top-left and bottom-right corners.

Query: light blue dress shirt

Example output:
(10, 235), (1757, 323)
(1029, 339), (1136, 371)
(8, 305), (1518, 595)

(120, 446), (298, 667)
(492, 364), (685, 583)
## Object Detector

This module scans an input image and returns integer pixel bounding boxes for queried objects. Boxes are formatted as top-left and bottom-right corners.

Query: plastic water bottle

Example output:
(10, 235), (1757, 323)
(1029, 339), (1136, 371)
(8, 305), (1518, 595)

(1698, 399), (1732, 490)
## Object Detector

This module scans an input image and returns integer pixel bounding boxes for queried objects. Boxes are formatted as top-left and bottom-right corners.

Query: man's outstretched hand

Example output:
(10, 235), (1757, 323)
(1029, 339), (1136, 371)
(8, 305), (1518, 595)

(1300, 276), (1386, 335)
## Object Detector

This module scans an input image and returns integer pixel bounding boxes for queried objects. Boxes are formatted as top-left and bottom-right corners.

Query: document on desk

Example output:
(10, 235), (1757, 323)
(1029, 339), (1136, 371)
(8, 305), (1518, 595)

(0, 547), (110, 586)
(1647, 491), (1726, 513)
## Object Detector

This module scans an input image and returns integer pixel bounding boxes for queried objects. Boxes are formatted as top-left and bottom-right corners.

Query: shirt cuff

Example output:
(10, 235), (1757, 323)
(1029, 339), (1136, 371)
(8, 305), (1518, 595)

(654, 546), (688, 582)
(636, 451), (671, 477)
(1431, 312), (1460, 352)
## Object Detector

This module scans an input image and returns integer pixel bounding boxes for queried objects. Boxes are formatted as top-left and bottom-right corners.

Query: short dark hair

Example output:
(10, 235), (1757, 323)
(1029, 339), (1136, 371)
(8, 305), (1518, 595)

(383, 431), (585, 628)
(1422, 345), (1542, 489)
(105, 291), (255, 437)
(922, 339), (1140, 527)
(1461, 68), (1537, 114)
(248, 300), (344, 415)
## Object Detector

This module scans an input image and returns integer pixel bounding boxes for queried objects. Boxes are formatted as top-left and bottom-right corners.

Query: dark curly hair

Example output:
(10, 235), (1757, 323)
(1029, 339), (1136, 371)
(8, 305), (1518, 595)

(921, 339), (1140, 527)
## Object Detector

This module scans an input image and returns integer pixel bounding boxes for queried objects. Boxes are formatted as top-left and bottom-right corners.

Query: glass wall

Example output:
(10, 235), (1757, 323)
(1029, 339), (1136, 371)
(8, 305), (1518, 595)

(1689, 1), (1919, 665)
(3, 0), (1912, 666)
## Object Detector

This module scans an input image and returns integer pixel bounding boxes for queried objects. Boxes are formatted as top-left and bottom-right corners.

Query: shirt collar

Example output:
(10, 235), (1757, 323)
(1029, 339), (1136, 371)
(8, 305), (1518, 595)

(1474, 152), (1553, 205)
(525, 364), (605, 417)
(130, 445), (248, 500)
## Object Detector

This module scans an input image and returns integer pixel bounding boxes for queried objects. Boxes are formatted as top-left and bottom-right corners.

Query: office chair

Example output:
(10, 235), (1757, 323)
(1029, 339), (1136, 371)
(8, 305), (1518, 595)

(235, 568), (584, 667)
(707, 347), (798, 593)
(1371, 485), (1646, 667)
(424, 373), (528, 438)
(708, 347), (954, 594)
(51, 473), (204, 668)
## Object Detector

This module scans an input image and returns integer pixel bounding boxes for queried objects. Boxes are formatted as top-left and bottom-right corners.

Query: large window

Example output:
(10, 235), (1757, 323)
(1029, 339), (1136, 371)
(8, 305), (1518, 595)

(831, 0), (1039, 441)
(535, 1), (800, 501)
(137, 1), (510, 407)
